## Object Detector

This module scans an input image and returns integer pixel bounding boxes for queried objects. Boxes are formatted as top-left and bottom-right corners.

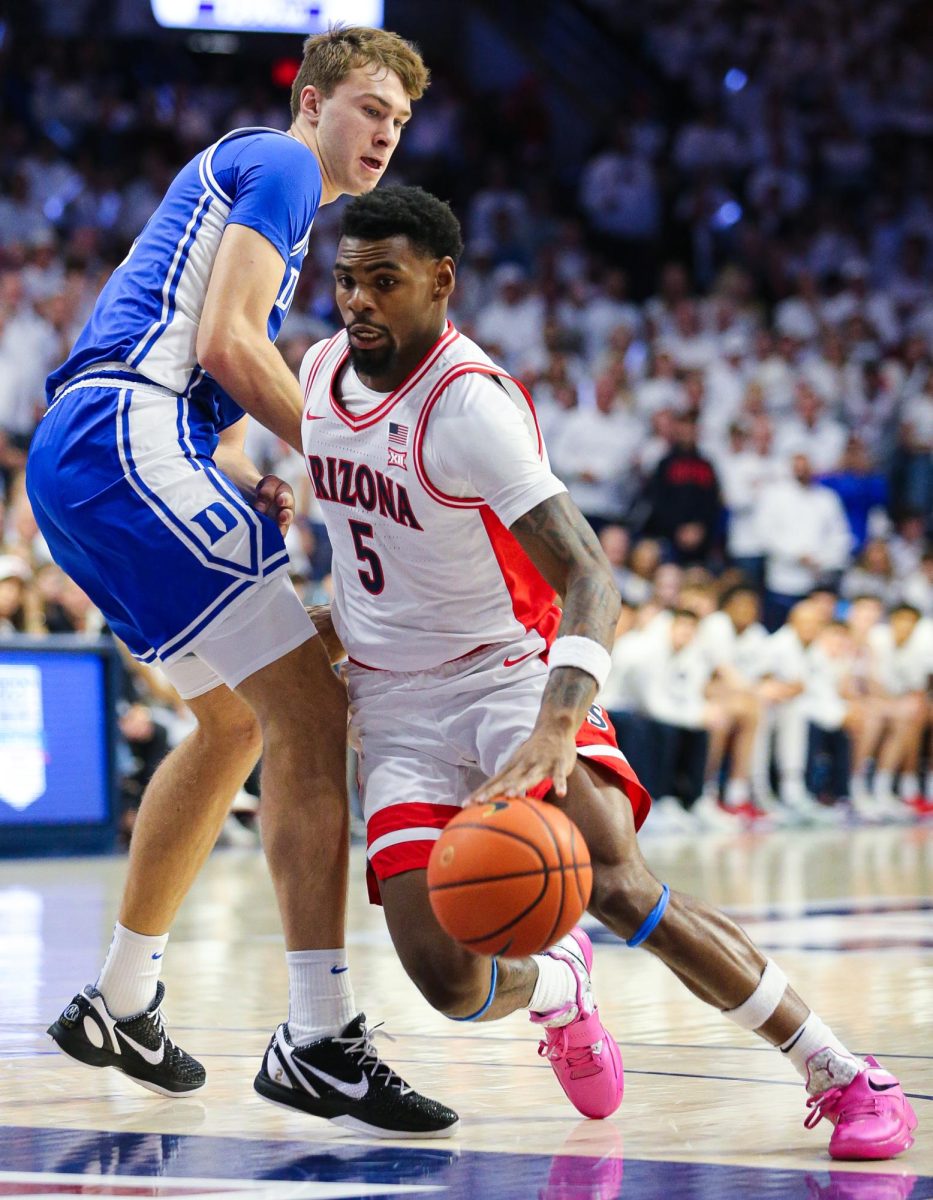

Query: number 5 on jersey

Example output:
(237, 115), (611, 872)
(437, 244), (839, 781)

(349, 520), (385, 595)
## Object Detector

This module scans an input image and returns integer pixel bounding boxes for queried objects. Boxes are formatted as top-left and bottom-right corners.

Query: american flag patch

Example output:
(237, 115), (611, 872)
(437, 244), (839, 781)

(388, 421), (408, 446)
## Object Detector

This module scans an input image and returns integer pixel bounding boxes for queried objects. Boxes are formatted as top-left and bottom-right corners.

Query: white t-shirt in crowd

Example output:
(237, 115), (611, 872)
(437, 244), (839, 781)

(697, 611), (772, 680)
(756, 479), (852, 595)
(717, 449), (789, 557)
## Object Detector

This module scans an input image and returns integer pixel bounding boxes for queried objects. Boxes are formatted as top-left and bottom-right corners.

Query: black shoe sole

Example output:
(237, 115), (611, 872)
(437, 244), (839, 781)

(47, 1018), (205, 1097)
(253, 1070), (459, 1139)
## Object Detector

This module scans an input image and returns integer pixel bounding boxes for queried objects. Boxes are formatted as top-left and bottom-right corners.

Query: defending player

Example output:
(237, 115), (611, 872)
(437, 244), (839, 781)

(30, 31), (458, 1137)
(288, 185), (918, 1158)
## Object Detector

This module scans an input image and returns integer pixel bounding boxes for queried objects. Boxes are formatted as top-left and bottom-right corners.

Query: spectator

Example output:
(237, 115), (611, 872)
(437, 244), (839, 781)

(641, 411), (722, 564)
(774, 382), (848, 474)
(474, 263), (545, 374)
(717, 418), (787, 587)
(548, 373), (642, 530)
(841, 540), (900, 607)
(818, 437), (889, 553)
(757, 454), (852, 629)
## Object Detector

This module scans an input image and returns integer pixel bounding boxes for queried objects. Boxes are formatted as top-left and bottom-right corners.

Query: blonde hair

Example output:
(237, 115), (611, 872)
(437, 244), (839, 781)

(290, 25), (429, 119)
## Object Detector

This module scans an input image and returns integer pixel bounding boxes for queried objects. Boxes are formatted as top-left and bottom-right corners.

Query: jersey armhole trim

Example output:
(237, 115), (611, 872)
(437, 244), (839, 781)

(412, 365), (543, 510)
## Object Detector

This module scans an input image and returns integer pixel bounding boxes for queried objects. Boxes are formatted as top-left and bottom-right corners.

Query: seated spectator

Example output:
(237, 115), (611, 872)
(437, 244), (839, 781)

(696, 585), (772, 818)
(597, 524), (630, 595)
(641, 411), (722, 565)
(889, 510), (928, 577)
(625, 608), (716, 830)
(0, 555), (37, 633)
(835, 596), (923, 820)
(758, 599), (837, 822)
(617, 537), (663, 605)
(867, 604), (933, 815)
(757, 454), (852, 630)
(901, 546), (933, 616)
(841, 539), (900, 607)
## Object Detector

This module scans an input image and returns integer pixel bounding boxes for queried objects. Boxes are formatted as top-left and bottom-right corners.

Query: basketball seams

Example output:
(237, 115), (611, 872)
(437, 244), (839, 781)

(429, 862), (585, 891)
(426, 796), (592, 956)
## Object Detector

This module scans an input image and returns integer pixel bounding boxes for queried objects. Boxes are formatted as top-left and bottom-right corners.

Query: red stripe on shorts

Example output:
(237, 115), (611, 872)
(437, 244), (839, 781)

(366, 802), (462, 903)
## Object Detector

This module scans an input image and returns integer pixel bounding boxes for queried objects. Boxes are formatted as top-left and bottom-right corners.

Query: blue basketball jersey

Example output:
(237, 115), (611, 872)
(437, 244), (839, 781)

(47, 127), (321, 432)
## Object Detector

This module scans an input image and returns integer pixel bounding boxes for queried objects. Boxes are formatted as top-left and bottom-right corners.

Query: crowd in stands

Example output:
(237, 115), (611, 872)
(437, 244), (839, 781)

(1, 4), (931, 834)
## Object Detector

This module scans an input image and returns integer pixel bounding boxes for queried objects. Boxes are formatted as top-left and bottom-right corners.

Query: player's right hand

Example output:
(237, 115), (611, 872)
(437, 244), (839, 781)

(253, 474), (295, 533)
(467, 725), (578, 806)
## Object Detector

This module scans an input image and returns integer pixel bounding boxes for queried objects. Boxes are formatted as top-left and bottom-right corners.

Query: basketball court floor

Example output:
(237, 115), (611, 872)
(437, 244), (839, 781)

(2, 823), (931, 1199)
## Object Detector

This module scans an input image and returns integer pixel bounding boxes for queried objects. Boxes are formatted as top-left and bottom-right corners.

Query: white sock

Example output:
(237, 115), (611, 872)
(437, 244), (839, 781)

(528, 955), (577, 1018)
(96, 923), (168, 1018)
(724, 778), (749, 809)
(287, 949), (356, 1045)
(780, 1012), (862, 1094)
(926, 771), (933, 802)
(899, 772), (919, 801)
(873, 769), (894, 799)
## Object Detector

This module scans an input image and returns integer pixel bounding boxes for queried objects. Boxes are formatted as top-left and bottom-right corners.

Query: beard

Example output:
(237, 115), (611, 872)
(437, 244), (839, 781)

(348, 340), (396, 377)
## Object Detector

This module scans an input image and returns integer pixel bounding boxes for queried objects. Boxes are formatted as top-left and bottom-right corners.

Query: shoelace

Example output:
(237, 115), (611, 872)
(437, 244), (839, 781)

(538, 1028), (602, 1080)
(804, 1085), (886, 1129)
(335, 1023), (413, 1095)
(139, 1005), (181, 1062)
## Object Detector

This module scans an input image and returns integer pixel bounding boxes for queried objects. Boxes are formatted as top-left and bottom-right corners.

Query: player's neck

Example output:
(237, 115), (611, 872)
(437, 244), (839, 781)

(287, 122), (340, 205)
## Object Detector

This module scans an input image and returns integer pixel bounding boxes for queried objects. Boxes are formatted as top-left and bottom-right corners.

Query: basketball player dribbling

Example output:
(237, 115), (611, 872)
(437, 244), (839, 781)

(29, 31), (460, 1137)
(293, 185), (918, 1159)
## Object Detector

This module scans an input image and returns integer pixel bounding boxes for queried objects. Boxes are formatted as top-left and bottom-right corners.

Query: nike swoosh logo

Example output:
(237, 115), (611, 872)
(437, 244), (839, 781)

(114, 1026), (165, 1065)
(867, 1079), (900, 1092)
(503, 648), (539, 668)
(151, 952), (163, 959)
(305, 413), (326, 420)
(330, 965), (349, 974)
(295, 1059), (369, 1100)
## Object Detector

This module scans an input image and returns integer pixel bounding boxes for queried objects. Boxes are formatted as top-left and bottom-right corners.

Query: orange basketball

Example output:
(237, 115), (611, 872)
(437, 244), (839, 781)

(426, 797), (593, 957)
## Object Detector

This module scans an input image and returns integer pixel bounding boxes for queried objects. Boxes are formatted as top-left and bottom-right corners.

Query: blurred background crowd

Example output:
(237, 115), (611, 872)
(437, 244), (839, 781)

(1, 0), (931, 839)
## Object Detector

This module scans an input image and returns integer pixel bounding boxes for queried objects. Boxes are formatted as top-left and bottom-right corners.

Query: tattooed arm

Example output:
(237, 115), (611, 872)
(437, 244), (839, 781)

(471, 491), (621, 803)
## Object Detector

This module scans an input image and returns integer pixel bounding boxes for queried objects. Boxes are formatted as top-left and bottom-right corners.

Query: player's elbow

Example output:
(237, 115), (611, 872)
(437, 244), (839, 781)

(197, 324), (254, 384)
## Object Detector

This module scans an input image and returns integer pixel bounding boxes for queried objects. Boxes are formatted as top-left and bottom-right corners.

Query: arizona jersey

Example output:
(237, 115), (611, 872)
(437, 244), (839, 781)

(47, 128), (320, 432)
(299, 323), (567, 671)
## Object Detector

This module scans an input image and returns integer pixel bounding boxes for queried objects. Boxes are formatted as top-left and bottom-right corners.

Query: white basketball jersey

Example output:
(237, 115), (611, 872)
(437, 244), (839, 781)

(299, 323), (565, 671)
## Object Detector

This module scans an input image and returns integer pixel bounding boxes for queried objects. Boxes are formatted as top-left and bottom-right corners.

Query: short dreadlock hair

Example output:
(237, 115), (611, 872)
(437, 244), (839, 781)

(339, 185), (464, 263)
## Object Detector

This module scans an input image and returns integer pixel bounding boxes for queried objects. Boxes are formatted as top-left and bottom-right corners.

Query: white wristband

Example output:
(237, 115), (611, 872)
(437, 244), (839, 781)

(547, 635), (612, 690)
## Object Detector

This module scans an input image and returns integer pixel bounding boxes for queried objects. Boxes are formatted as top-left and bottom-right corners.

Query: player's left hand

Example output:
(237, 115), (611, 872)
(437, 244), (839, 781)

(468, 726), (578, 806)
(253, 474), (295, 533)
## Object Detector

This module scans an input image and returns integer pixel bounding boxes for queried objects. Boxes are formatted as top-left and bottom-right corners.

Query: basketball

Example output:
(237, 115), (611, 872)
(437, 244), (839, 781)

(426, 797), (593, 957)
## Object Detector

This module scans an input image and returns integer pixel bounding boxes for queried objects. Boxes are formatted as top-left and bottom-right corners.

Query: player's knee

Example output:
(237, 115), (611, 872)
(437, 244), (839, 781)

(406, 951), (487, 1018)
(195, 697), (262, 758)
(589, 859), (660, 938)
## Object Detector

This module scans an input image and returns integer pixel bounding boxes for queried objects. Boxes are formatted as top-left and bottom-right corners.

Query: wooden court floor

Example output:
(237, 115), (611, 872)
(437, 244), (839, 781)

(1, 824), (931, 1199)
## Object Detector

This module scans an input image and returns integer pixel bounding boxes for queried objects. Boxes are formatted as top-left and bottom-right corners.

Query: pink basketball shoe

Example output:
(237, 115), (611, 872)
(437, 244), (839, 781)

(530, 928), (623, 1119)
(804, 1054), (918, 1160)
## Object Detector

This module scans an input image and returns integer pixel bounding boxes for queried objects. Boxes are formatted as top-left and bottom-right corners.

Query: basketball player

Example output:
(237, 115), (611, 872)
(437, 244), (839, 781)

(29, 30), (458, 1138)
(289, 185), (917, 1158)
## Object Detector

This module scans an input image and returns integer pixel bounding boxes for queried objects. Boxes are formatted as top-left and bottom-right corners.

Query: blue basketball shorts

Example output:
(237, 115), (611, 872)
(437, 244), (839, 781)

(27, 367), (312, 694)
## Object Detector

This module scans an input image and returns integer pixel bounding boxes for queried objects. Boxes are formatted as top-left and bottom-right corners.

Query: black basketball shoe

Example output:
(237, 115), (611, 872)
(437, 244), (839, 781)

(254, 1014), (459, 1138)
(47, 981), (205, 1096)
